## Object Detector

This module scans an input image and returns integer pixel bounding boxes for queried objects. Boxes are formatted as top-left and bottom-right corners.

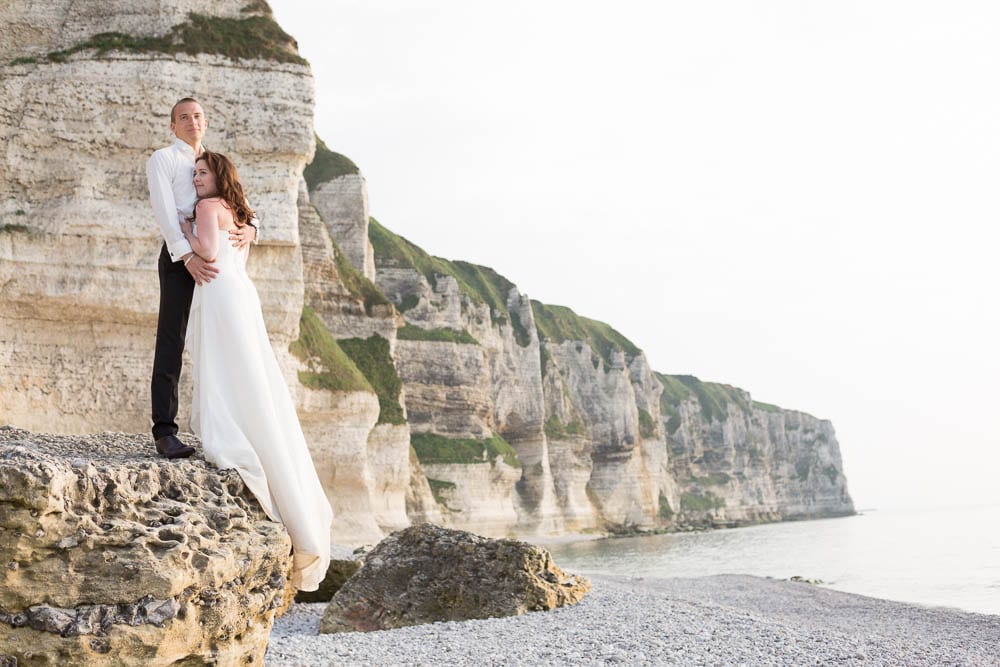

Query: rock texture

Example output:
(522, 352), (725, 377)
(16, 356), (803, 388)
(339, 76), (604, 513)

(319, 523), (590, 633)
(0, 1), (313, 435)
(367, 221), (855, 537)
(660, 378), (854, 527)
(0, 427), (292, 666)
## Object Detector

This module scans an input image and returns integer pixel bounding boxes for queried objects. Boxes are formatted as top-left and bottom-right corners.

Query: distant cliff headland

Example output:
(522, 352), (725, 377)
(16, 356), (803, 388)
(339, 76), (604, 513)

(0, 0), (853, 546)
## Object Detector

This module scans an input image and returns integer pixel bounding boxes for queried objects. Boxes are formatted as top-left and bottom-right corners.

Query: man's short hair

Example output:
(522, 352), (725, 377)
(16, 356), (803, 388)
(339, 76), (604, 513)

(170, 97), (203, 123)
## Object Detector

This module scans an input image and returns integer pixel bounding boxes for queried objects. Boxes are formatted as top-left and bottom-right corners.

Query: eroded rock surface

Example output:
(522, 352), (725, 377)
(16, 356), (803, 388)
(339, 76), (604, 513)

(0, 427), (293, 666)
(319, 523), (590, 633)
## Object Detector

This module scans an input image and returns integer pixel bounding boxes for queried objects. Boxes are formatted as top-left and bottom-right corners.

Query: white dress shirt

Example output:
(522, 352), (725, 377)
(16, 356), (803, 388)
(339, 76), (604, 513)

(147, 138), (198, 262)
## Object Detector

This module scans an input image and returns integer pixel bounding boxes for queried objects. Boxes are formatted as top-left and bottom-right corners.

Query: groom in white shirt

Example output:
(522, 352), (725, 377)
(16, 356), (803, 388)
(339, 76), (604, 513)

(147, 97), (257, 458)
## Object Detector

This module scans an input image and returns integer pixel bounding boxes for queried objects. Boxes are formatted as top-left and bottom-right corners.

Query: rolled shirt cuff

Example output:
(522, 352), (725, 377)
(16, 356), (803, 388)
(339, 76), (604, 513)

(166, 237), (194, 263)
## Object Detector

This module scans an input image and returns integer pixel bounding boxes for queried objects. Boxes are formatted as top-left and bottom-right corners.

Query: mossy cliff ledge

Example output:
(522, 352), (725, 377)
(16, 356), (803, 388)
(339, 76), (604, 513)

(0, 427), (293, 666)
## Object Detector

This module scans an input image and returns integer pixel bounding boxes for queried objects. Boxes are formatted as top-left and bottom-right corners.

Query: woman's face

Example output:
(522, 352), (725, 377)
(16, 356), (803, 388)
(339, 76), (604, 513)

(193, 160), (217, 197)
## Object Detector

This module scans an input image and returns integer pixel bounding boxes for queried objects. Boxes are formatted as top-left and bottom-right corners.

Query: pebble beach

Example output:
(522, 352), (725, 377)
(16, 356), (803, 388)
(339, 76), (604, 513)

(265, 573), (1000, 666)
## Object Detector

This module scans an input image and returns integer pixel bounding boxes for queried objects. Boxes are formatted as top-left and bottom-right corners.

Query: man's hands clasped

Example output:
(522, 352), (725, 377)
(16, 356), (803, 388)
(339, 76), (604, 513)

(183, 254), (219, 286)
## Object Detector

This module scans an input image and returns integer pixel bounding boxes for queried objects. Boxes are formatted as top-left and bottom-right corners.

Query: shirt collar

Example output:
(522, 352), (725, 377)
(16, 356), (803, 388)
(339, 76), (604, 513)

(172, 137), (203, 158)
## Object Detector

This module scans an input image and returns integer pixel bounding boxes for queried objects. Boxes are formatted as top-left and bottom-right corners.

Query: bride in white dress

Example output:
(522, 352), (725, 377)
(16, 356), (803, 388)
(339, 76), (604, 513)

(180, 151), (332, 591)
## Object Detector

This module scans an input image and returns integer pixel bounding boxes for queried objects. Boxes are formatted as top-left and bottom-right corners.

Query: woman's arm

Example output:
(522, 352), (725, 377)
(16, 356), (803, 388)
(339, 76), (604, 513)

(181, 199), (221, 262)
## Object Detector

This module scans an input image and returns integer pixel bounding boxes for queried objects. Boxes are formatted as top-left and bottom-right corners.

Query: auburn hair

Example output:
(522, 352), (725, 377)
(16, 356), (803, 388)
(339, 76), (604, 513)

(194, 151), (255, 227)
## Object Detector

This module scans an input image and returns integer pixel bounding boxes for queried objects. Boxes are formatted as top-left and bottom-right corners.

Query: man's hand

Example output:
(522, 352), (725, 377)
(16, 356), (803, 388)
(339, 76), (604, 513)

(229, 224), (257, 250)
(184, 254), (219, 286)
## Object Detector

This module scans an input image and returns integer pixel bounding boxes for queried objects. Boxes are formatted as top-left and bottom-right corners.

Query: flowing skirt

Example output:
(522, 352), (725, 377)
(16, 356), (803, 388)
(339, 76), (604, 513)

(186, 242), (332, 591)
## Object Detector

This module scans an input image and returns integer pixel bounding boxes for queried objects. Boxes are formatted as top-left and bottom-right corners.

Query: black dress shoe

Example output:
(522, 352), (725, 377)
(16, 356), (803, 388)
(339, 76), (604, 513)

(155, 434), (195, 459)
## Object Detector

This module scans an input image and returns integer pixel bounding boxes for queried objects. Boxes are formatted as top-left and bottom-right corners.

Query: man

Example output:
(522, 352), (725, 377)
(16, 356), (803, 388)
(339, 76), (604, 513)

(147, 97), (257, 458)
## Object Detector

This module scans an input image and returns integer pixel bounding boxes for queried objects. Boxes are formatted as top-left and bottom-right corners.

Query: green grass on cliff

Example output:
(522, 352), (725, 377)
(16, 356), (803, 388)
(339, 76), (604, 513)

(426, 478), (457, 507)
(680, 491), (725, 512)
(337, 335), (406, 425)
(290, 307), (373, 394)
(304, 135), (360, 190)
(329, 234), (391, 315)
(13, 12), (306, 66)
(396, 324), (479, 345)
(530, 300), (642, 371)
(656, 372), (752, 423)
(638, 408), (657, 439)
(543, 415), (585, 440)
(411, 432), (520, 468)
(368, 218), (531, 346)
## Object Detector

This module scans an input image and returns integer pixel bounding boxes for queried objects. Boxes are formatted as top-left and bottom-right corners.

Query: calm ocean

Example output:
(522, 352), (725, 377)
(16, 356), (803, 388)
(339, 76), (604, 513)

(540, 504), (1000, 616)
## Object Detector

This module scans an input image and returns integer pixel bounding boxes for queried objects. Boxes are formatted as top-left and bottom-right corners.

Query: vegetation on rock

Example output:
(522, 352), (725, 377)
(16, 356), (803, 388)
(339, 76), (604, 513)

(0, 224), (30, 234)
(329, 234), (390, 315)
(681, 491), (725, 511)
(531, 301), (641, 371)
(411, 432), (520, 468)
(368, 219), (531, 345)
(543, 415), (585, 440)
(13, 13), (307, 66)
(657, 372), (754, 424)
(304, 135), (360, 190)
(290, 307), (373, 394)
(690, 472), (731, 486)
(338, 335), (406, 425)
(426, 478), (457, 507)
(658, 493), (674, 520)
(638, 408), (656, 439)
(396, 324), (478, 345)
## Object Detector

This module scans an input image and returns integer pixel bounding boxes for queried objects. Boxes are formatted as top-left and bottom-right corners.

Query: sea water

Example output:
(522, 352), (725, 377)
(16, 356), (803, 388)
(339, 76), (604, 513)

(540, 504), (1000, 615)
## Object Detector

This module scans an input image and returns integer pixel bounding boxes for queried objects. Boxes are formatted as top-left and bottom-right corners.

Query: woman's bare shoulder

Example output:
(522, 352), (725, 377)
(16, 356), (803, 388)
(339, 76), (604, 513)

(196, 197), (224, 215)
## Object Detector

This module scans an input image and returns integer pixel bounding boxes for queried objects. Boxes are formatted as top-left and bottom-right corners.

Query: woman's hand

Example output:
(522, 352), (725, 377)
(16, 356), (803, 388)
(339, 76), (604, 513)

(180, 219), (193, 239)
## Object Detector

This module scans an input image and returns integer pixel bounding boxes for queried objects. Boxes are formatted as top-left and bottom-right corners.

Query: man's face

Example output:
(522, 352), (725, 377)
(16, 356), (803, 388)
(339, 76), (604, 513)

(171, 102), (207, 146)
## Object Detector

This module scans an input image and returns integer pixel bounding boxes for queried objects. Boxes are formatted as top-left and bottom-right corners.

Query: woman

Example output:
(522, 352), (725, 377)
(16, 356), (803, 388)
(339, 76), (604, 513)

(181, 151), (332, 591)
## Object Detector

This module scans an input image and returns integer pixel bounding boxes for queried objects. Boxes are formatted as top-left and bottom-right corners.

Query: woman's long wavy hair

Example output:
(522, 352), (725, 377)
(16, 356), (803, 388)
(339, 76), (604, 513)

(194, 151), (254, 227)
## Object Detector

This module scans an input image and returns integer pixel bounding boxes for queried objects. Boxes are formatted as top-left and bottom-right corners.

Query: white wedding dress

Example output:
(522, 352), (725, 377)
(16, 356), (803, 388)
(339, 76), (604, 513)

(185, 231), (333, 591)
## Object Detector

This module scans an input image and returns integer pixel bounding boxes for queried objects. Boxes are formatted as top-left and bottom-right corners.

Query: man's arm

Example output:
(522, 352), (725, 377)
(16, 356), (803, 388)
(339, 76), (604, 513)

(147, 151), (193, 262)
(229, 204), (260, 250)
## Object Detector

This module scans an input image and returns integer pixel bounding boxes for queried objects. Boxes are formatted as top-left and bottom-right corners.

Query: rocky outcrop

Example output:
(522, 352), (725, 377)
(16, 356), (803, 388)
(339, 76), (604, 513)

(0, 427), (292, 666)
(319, 523), (590, 633)
(0, 1), (313, 435)
(658, 375), (855, 527)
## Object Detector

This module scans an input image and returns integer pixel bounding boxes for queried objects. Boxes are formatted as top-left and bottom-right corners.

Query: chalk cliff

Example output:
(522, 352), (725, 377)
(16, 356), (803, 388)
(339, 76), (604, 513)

(0, 0), (853, 556)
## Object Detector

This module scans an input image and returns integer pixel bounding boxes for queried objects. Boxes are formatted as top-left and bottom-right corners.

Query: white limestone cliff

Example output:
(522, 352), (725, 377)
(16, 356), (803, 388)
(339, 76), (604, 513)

(0, 1), (854, 553)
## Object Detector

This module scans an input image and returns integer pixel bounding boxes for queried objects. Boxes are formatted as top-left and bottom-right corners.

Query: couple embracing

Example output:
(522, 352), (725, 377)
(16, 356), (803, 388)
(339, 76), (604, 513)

(146, 97), (332, 591)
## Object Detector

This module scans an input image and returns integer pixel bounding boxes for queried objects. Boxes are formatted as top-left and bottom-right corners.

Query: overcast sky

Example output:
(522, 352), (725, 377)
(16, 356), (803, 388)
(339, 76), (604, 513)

(270, 0), (1000, 510)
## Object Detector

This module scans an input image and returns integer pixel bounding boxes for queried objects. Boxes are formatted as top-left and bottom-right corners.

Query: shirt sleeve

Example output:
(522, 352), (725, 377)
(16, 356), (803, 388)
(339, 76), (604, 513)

(247, 198), (261, 244)
(147, 151), (193, 262)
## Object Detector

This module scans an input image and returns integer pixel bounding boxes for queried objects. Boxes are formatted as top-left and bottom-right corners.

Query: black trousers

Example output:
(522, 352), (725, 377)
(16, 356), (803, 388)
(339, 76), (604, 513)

(151, 243), (195, 439)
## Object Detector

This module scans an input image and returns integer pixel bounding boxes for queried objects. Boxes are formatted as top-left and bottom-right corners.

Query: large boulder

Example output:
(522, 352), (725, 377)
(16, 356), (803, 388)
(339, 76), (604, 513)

(0, 427), (294, 666)
(319, 523), (590, 633)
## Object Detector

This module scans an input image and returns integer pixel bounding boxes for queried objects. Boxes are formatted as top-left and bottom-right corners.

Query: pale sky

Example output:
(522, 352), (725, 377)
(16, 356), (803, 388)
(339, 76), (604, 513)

(269, 1), (1000, 510)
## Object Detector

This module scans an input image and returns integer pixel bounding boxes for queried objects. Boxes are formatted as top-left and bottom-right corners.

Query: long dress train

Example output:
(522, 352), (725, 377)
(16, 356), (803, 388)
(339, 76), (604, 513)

(185, 235), (333, 591)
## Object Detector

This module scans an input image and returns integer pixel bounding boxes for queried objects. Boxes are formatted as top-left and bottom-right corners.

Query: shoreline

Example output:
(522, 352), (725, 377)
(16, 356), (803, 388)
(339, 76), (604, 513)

(266, 573), (999, 666)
